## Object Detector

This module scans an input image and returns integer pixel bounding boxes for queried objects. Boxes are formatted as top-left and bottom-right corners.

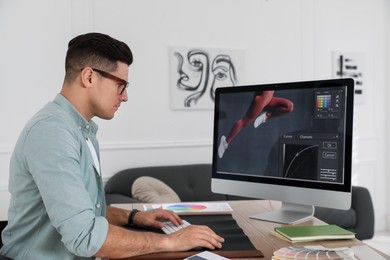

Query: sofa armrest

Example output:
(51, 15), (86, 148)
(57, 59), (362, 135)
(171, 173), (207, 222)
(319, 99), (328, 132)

(314, 186), (374, 240)
(351, 186), (374, 240)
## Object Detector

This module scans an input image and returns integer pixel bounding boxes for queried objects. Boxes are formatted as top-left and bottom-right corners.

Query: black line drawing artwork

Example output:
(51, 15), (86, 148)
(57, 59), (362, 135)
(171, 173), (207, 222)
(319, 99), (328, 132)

(170, 47), (243, 110)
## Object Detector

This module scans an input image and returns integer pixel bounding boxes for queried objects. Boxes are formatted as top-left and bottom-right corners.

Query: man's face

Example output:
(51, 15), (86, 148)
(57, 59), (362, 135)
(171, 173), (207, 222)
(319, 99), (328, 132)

(90, 62), (129, 120)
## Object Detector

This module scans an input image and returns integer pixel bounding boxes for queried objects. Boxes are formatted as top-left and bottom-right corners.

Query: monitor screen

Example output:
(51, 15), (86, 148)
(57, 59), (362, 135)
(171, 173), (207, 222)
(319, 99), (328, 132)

(211, 78), (354, 224)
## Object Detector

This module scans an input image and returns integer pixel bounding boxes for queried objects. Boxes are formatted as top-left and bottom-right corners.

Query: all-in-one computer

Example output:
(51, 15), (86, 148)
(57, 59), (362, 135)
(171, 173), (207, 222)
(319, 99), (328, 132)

(211, 78), (354, 224)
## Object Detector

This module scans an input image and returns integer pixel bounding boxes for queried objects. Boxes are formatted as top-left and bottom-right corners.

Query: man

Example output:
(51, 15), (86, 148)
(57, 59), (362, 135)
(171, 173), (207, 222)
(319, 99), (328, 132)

(0, 33), (224, 259)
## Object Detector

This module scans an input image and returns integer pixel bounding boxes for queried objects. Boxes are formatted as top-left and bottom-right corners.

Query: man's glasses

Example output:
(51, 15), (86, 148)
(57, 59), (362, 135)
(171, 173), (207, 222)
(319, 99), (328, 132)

(91, 68), (129, 95)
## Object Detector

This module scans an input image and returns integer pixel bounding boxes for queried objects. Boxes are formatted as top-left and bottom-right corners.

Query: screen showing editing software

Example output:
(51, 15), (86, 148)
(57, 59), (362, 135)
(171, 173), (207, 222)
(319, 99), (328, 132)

(213, 79), (353, 190)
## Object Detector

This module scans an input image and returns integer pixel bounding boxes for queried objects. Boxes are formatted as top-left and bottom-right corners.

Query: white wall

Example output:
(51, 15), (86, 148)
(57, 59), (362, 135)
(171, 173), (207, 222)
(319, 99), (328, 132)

(0, 0), (388, 231)
(385, 0), (390, 230)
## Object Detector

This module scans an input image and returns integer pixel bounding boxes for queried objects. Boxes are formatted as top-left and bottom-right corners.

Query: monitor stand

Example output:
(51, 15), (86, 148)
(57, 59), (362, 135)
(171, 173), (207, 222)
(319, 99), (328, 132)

(250, 202), (314, 224)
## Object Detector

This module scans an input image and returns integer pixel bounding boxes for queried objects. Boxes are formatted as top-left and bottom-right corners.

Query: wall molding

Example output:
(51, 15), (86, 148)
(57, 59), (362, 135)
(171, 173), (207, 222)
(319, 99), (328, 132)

(0, 136), (377, 154)
(100, 139), (213, 151)
(0, 139), (213, 155)
(0, 147), (13, 154)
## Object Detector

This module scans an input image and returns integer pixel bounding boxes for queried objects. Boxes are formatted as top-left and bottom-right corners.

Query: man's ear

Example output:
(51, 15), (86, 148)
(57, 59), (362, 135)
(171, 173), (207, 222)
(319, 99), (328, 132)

(80, 67), (94, 89)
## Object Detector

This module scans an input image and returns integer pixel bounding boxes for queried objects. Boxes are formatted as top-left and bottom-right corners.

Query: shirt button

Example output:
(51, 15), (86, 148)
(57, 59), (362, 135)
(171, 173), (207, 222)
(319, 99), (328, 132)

(86, 125), (90, 129)
(96, 204), (101, 208)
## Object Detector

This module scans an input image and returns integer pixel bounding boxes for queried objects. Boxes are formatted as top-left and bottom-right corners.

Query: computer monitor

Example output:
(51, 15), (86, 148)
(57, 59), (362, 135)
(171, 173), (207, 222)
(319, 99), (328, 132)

(211, 78), (354, 224)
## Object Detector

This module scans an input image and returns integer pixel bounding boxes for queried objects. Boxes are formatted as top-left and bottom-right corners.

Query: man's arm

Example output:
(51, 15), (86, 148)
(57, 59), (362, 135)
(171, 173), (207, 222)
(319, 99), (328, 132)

(105, 206), (182, 228)
(105, 206), (130, 226)
(97, 207), (224, 259)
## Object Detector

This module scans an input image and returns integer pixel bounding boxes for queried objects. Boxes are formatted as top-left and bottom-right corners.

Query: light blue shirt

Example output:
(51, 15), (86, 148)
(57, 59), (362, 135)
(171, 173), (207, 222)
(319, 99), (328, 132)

(1, 94), (108, 259)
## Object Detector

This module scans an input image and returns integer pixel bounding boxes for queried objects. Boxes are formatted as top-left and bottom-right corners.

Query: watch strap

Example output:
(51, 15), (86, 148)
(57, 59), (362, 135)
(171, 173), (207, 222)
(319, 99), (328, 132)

(128, 209), (140, 225)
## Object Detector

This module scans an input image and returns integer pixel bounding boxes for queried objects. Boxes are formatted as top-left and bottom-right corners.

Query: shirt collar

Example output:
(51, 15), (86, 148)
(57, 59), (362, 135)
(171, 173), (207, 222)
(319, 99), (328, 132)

(53, 93), (98, 134)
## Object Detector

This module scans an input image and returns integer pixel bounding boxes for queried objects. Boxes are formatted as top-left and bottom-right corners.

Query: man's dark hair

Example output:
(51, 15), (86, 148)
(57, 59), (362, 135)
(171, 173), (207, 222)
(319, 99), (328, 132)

(64, 32), (133, 83)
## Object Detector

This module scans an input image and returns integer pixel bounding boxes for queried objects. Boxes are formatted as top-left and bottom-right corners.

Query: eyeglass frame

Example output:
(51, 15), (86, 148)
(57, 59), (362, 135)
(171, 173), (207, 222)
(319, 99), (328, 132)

(88, 68), (129, 95)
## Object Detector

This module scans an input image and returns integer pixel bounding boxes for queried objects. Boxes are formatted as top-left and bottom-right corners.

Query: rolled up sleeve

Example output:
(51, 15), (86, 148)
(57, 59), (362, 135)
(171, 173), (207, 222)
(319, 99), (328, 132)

(24, 117), (108, 257)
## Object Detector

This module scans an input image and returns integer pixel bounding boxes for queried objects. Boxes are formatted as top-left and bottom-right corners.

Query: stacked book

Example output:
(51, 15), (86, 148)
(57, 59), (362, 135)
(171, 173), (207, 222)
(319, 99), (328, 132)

(272, 225), (355, 243)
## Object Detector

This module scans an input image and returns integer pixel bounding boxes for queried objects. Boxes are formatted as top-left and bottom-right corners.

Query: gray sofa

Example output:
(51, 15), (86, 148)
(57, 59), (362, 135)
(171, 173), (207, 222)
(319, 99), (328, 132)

(104, 164), (248, 204)
(314, 186), (375, 240)
(104, 164), (374, 240)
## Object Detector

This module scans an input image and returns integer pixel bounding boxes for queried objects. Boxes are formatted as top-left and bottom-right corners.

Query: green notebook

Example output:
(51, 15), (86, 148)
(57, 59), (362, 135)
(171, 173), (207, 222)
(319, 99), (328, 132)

(274, 224), (355, 242)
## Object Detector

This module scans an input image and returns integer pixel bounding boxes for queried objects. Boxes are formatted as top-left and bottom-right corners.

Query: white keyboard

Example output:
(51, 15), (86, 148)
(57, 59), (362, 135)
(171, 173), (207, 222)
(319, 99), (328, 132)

(161, 220), (191, 234)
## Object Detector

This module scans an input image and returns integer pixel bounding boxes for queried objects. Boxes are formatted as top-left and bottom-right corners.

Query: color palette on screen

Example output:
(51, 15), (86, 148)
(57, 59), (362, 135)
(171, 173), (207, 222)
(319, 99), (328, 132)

(316, 95), (331, 109)
(166, 204), (207, 212)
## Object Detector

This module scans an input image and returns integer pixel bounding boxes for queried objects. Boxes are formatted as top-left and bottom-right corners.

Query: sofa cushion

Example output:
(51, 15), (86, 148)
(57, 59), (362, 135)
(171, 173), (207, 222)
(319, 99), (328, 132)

(131, 176), (181, 203)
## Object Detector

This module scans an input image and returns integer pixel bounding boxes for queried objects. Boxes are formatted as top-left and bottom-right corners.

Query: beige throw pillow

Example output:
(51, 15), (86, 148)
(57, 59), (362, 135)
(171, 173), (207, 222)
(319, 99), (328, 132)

(131, 176), (181, 203)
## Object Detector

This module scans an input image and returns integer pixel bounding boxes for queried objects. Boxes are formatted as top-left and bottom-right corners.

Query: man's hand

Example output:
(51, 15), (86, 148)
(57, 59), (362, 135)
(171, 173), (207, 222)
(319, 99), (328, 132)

(132, 209), (224, 251)
(133, 208), (182, 229)
(98, 208), (224, 258)
(165, 225), (224, 251)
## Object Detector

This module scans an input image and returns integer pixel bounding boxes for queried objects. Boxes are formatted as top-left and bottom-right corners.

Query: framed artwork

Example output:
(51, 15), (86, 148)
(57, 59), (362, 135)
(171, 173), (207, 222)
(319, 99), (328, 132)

(170, 46), (245, 110)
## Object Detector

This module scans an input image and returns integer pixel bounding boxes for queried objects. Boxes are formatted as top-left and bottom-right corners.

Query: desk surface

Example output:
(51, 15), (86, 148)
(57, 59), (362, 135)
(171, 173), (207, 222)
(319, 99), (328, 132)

(114, 200), (390, 260)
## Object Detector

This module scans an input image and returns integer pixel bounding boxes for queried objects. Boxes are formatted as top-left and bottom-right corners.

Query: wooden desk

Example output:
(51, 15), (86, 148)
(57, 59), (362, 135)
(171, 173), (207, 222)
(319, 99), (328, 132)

(114, 200), (390, 260)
